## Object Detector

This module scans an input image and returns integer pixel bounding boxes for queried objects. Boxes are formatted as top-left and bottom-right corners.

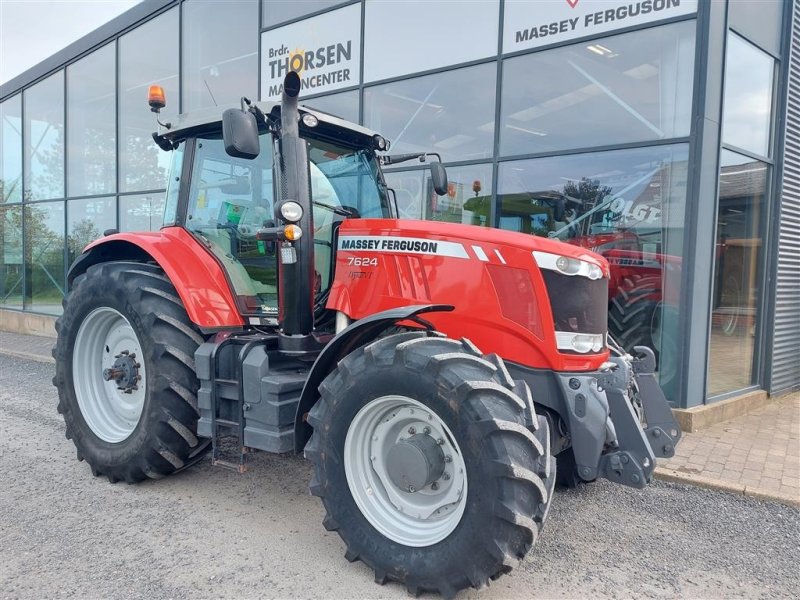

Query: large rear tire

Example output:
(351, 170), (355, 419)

(305, 332), (555, 597)
(53, 262), (208, 483)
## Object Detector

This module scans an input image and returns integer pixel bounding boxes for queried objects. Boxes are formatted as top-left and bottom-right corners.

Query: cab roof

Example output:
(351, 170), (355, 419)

(157, 100), (385, 149)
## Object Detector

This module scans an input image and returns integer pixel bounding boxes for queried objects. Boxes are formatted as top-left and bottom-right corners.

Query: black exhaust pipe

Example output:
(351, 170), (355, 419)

(278, 71), (315, 348)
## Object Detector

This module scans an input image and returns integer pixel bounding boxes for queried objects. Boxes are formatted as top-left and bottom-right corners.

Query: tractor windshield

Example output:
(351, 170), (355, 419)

(182, 131), (390, 317)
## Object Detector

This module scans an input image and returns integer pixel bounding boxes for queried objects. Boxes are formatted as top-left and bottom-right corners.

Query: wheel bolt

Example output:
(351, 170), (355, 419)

(423, 426), (431, 435)
(407, 485), (416, 493)
(408, 426), (416, 435)
(445, 455), (452, 463)
(442, 473), (450, 481)
(431, 482), (439, 491)
(436, 438), (444, 445)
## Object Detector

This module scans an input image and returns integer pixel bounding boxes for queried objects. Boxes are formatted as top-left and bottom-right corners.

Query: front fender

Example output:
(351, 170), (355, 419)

(293, 304), (453, 453)
(70, 227), (244, 330)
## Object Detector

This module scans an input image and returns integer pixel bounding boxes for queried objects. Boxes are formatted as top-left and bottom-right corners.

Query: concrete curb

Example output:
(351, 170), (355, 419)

(0, 348), (55, 365)
(655, 466), (800, 509)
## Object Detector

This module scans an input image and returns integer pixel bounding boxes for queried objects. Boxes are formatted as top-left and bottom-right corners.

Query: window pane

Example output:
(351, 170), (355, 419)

(1, 95), (23, 204)
(119, 8), (178, 193)
(120, 193), (165, 232)
(722, 33), (774, 157)
(183, 0), (258, 112)
(67, 43), (116, 197)
(384, 163), (492, 225)
(364, 0), (499, 82)
(262, 0), (347, 28)
(728, 0), (784, 57)
(67, 196), (116, 266)
(163, 144), (184, 227)
(24, 72), (65, 200)
(24, 201), (65, 314)
(364, 63), (497, 163)
(0, 205), (23, 308)
(304, 90), (360, 123)
(707, 151), (767, 396)
(498, 144), (690, 400)
(500, 21), (695, 156)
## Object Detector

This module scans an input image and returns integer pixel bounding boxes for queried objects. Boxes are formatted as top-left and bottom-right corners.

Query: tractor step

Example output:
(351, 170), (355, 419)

(211, 457), (248, 473)
(198, 335), (268, 472)
(195, 337), (310, 461)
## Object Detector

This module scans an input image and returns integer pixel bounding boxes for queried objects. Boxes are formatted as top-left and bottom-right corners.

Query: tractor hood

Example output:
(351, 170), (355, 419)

(337, 218), (610, 276)
(328, 218), (612, 373)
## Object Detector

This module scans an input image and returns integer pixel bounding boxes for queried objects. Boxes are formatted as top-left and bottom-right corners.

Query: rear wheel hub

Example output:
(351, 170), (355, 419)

(386, 433), (445, 493)
(103, 351), (141, 393)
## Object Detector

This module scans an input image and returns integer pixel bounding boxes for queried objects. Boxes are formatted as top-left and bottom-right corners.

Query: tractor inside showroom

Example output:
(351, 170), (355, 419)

(53, 71), (681, 596)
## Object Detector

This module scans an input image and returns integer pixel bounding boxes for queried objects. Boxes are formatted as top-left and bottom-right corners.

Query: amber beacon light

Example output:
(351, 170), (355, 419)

(148, 85), (166, 112)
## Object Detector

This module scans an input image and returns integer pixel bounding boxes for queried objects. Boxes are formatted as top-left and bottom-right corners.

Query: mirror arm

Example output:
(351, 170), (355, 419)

(381, 152), (442, 166)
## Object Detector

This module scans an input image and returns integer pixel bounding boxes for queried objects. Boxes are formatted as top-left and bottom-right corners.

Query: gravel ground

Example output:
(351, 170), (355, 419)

(1, 353), (798, 599)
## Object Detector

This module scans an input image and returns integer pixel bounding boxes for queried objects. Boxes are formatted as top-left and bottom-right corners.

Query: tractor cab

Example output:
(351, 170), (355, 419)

(148, 74), (448, 343)
(162, 124), (390, 319)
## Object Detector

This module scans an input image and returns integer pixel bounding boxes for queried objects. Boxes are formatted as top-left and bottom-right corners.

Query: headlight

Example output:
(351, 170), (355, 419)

(301, 113), (319, 127)
(280, 201), (303, 222)
(373, 134), (389, 151)
(555, 332), (606, 353)
(533, 251), (604, 280)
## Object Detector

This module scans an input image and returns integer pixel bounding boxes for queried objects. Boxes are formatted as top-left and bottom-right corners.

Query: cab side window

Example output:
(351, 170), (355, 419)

(186, 135), (277, 313)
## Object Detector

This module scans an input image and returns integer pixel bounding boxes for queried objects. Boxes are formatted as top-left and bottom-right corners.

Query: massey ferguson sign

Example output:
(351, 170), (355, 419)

(503, 0), (697, 53)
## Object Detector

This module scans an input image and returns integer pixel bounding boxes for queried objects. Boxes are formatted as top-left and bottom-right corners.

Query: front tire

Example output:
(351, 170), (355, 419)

(305, 332), (555, 596)
(53, 262), (208, 483)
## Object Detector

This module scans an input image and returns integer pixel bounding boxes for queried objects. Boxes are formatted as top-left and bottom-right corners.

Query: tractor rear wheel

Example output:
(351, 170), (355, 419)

(305, 332), (555, 597)
(53, 262), (208, 483)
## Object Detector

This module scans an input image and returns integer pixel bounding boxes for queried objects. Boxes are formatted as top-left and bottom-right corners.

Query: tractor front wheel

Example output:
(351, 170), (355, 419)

(53, 262), (208, 483)
(305, 332), (555, 597)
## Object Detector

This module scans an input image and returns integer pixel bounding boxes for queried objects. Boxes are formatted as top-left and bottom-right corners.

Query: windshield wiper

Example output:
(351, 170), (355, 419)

(313, 200), (359, 218)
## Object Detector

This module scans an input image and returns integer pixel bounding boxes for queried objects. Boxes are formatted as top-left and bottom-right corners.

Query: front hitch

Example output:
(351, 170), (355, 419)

(555, 347), (682, 489)
(631, 346), (682, 458)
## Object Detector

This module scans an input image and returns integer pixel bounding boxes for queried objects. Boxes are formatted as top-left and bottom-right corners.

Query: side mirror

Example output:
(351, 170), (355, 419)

(222, 108), (260, 159)
(430, 162), (448, 196)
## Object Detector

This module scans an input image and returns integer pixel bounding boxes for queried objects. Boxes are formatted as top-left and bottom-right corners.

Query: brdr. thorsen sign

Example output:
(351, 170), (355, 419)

(503, 0), (697, 53)
(261, 3), (361, 100)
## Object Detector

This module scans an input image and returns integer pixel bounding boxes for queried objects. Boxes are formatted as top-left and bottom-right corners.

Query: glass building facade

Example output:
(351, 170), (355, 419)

(0, 0), (796, 408)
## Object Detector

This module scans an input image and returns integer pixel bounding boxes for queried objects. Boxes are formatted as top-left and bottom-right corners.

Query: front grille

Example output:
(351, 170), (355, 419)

(541, 270), (608, 335)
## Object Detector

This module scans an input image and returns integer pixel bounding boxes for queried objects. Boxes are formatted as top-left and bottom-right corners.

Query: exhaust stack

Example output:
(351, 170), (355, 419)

(278, 71), (315, 349)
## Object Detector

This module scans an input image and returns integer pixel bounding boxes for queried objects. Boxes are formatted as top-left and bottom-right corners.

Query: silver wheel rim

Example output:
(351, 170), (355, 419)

(72, 307), (146, 443)
(344, 395), (468, 547)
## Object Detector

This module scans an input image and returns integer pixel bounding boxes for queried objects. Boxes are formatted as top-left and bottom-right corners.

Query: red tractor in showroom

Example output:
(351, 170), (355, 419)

(53, 72), (681, 597)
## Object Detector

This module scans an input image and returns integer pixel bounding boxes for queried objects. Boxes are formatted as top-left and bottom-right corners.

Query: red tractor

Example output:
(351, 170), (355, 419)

(53, 72), (680, 596)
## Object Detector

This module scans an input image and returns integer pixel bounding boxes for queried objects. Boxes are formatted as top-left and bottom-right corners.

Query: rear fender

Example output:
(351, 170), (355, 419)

(293, 304), (453, 453)
(69, 228), (245, 330)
